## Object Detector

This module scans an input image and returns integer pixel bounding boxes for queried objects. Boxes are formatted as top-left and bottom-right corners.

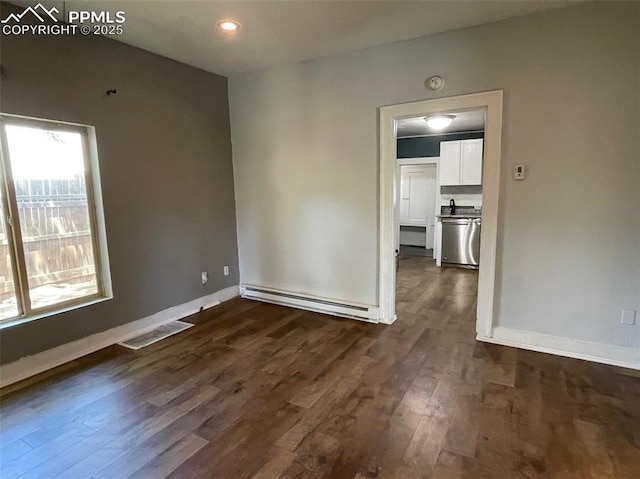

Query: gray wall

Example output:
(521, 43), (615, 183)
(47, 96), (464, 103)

(397, 131), (484, 158)
(230, 2), (640, 349)
(0, 3), (239, 364)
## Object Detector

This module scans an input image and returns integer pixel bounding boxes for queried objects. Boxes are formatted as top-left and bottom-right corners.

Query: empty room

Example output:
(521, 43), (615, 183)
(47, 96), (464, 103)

(0, 1), (638, 478)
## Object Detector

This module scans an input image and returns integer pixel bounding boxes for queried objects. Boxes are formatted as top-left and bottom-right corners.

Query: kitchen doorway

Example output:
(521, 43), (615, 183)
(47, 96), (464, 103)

(377, 91), (503, 339)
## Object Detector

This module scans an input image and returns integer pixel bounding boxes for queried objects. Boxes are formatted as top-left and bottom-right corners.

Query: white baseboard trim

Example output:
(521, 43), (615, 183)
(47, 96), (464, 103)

(477, 326), (640, 371)
(0, 285), (239, 388)
(380, 314), (397, 325)
(240, 284), (379, 323)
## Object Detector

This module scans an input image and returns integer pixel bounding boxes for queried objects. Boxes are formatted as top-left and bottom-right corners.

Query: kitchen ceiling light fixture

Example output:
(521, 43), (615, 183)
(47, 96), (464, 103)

(424, 114), (456, 131)
(216, 19), (241, 33)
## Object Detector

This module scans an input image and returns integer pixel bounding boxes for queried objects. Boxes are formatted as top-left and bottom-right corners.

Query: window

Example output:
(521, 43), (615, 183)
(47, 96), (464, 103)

(0, 114), (110, 324)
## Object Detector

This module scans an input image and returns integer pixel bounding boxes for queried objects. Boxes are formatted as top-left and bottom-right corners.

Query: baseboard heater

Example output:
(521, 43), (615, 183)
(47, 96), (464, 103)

(240, 285), (379, 322)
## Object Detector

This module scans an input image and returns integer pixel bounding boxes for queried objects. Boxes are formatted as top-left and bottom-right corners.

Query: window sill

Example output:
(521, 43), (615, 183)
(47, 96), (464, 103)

(0, 295), (113, 331)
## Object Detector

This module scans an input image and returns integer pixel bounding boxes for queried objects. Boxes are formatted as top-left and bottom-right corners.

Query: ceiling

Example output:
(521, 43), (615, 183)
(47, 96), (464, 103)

(396, 110), (485, 138)
(10, 1), (576, 76)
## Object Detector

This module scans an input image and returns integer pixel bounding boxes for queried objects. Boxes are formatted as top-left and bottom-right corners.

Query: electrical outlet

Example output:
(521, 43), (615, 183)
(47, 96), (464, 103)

(513, 164), (526, 180)
(201, 271), (208, 285)
(223, 266), (229, 276)
(621, 309), (637, 325)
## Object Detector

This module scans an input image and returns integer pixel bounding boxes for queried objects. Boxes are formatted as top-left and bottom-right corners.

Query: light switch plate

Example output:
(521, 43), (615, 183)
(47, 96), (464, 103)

(514, 164), (526, 180)
(621, 309), (637, 325)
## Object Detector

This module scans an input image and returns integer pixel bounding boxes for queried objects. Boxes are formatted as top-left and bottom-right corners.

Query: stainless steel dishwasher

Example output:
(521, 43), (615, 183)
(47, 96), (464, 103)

(441, 217), (481, 268)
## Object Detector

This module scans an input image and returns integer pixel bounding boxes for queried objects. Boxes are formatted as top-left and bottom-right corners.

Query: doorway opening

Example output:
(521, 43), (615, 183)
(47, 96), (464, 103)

(378, 91), (503, 339)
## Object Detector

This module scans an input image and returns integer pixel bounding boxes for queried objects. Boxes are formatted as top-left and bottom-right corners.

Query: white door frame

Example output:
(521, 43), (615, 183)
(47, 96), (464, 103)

(378, 90), (503, 338)
(396, 158), (439, 253)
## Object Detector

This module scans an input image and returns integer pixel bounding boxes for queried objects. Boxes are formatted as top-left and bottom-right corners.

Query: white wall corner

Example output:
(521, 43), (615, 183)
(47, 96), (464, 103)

(0, 285), (240, 388)
(477, 326), (640, 371)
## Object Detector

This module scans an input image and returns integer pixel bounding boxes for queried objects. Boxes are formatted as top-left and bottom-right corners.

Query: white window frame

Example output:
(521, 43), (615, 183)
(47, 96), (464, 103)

(0, 113), (112, 328)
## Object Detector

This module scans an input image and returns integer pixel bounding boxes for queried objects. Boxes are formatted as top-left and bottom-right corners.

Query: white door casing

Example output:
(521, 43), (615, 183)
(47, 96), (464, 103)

(379, 90), (503, 336)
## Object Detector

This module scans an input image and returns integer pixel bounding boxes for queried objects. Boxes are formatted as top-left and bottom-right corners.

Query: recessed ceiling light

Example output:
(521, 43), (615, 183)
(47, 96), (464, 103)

(424, 114), (456, 131)
(216, 19), (241, 33)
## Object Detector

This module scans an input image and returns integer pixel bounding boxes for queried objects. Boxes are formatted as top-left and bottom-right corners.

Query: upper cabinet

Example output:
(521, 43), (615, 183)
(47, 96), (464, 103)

(460, 139), (483, 185)
(439, 141), (461, 186)
(439, 139), (484, 186)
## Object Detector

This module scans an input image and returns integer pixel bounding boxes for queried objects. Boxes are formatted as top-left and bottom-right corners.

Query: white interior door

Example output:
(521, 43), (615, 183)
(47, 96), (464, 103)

(399, 164), (437, 248)
(399, 169), (411, 224)
(407, 170), (428, 225)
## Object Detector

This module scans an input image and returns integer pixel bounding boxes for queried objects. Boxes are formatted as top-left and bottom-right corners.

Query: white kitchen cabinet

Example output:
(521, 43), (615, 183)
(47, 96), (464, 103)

(439, 138), (484, 186)
(460, 139), (484, 185)
(439, 141), (461, 186)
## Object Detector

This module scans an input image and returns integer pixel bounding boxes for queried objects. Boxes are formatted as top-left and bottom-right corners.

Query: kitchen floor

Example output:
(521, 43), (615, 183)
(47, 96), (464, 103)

(1, 257), (639, 478)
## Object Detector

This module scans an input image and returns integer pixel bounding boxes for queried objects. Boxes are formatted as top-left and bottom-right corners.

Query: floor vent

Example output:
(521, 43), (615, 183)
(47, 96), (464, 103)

(118, 320), (194, 350)
(241, 286), (379, 322)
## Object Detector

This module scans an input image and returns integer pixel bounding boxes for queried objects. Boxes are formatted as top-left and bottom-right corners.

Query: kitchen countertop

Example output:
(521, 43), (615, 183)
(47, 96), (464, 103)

(437, 214), (482, 219)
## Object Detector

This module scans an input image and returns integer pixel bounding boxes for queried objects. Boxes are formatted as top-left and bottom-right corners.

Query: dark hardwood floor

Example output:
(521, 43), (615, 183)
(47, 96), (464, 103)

(1, 255), (639, 478)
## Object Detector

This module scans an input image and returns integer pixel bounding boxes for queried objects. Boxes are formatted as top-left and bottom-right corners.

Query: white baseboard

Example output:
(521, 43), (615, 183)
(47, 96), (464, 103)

(240, 284), (379, 323)
(380, 314), (397, 325)
(0, 285), (239, 388)
(477, 326), (640, 371)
